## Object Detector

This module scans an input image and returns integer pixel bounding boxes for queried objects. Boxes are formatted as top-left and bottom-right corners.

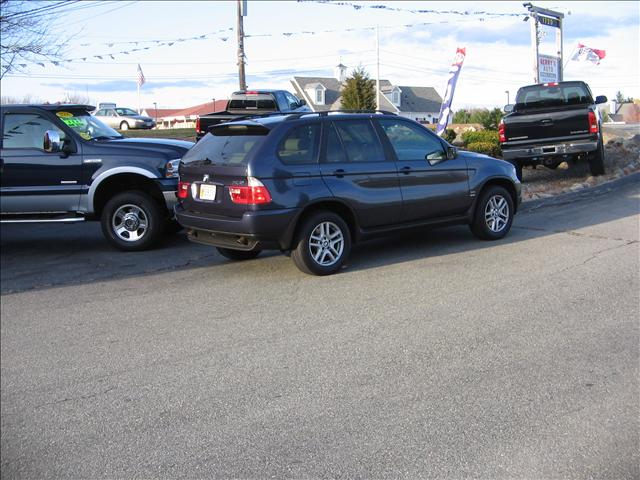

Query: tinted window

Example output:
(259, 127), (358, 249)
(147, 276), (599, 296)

(277, 124), (319, 165)
(325, 123), (348, 163)
(378, 119), (444, 161)
(274, 91), (289, 111)
(285, 92), (300, 109)
(228, 99), (277, 110)
(333, 120), (385, 163)
(182, 124), (269, 166)
(515, 82), (593, 109)
(2, 113), (65, 149)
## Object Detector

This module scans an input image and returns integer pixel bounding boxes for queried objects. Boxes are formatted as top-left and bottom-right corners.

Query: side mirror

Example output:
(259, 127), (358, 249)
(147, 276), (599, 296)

(595, 95), (608, 105)
(504, 104), (514, 113)
(43, 130), (62, 153)
(298, 99), (307, 106)
(446, 146), (457, 160)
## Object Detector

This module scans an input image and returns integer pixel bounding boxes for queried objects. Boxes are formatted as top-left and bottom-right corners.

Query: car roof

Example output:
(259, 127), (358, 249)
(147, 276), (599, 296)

(0, 104), (95, 111)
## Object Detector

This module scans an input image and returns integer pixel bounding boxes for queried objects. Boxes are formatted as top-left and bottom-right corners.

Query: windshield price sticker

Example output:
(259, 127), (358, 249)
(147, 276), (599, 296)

(61, 118), (87, 128)
(56, 111), (73, 118)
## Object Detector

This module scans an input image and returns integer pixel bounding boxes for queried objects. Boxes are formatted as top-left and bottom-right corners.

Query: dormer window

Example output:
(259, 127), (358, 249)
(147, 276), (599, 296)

(391, 87), (402, 107)
(306, 83), (326, 106)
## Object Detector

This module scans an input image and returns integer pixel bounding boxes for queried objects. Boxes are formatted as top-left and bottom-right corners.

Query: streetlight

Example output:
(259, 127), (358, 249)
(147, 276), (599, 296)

(153, 101), (158, 128)
(505, 90), (510, 105)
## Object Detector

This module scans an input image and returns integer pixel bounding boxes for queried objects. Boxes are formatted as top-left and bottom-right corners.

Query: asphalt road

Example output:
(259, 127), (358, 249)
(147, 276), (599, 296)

(1, 175), (639, 479)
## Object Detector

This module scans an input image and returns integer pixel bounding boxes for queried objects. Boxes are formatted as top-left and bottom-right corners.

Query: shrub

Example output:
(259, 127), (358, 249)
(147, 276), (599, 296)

(465, 141), (502, 157)
(442, 128), (457, 143)
(461, 130), (499, 146)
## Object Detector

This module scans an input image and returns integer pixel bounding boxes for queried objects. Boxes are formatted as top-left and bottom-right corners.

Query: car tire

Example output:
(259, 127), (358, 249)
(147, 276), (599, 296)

(588, 138), (606, 176)
(470, 185), (515, 240)
(101, 191), (163, 251)
(120, 121), (129, 131)
(291, 211), (351, 275)
(216, 247), (261, 261)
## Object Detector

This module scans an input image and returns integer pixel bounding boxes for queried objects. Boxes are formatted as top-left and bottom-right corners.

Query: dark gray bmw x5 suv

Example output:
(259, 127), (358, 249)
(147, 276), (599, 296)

(175, 111), (521, 275)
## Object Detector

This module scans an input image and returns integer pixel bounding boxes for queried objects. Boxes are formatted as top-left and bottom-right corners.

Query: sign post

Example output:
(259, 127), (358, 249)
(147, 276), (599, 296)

(524, 3), (564, 83)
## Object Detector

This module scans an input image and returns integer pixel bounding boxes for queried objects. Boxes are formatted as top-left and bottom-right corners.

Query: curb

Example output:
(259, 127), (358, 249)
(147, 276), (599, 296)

(520, 171), (640, 213)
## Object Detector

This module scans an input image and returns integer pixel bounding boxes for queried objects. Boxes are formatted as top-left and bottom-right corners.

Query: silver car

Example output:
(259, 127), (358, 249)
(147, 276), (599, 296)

(93, 107), (156, 130)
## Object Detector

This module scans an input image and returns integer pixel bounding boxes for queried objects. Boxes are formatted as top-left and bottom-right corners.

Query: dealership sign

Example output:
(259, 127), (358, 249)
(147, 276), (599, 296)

(538, 55), (560, 83)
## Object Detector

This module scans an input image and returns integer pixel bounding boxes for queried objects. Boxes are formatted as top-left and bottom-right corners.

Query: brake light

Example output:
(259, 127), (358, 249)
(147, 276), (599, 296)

(543, 82), (559, 87)
(588, 110), (599, 133)
(177, 181), (190, 199)
(195, 117), (201, 132)
(228, 177), (272, 205)
(498, 120), (506, 143)
(245, 90), (259, 95)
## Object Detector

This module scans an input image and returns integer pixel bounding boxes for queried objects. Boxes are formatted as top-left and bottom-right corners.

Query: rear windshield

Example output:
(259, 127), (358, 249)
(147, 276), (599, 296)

(181, 124), (269, 166)
(515, 83), (593, 109)
(228, 98), (277, 110)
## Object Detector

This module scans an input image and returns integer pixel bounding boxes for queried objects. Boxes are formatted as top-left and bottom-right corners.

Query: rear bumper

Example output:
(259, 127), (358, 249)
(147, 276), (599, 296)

(174, 204), (299, 251)
(501, 139), (598, 161)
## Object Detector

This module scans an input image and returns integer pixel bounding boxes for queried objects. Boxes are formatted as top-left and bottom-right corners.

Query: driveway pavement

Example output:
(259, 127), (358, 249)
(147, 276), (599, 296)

(1, 175), (638, 478)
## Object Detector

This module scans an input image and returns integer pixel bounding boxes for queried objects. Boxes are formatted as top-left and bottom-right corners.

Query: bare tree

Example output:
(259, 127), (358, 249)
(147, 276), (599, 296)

(0, 0), (68, 78)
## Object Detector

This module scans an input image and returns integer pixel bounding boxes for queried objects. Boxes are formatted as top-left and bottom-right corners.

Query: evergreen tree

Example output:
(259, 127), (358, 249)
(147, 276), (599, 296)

(340, 67), (376, 110)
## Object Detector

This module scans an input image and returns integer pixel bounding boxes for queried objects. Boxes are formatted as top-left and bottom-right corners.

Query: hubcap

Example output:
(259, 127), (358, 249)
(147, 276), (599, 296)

(308, 221), (344, 267)
(484, 195), (510, 233)
(112, 204), (148, 242)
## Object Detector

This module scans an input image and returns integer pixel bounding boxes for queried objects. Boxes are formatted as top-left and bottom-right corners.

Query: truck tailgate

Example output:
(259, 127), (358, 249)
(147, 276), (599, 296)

(504, 105), (591, 144)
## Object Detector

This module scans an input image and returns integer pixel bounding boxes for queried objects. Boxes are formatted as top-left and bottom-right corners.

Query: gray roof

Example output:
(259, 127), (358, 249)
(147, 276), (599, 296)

(291, 76), (440, 114)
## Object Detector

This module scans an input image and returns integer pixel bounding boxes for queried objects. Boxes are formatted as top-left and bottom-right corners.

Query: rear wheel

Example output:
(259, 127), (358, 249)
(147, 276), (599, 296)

(470, 186), (514, 240)
(120, 121), (129, 131)
(216, 247), (261, 261)
(588, 138), (606, 176)
(291, 211), (351, 275)
(101, 191), (163, 251)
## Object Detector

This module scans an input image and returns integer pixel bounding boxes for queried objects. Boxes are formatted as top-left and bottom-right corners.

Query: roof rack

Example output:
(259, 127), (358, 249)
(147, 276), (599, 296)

(284, 109), (397, 121)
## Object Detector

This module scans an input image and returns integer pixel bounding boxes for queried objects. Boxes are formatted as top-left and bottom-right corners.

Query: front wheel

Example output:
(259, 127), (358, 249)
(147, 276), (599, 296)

(101, 191), (163, 251)
(470, 186), (515, 240)
(216, 248), (261, 261)
(588, 139), (606, 176)
(291, 211), (351, 275)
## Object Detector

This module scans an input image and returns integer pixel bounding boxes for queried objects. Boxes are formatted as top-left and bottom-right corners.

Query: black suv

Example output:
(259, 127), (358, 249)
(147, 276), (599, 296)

(175, 112), (521, 275)
(1, 104), (193, 251)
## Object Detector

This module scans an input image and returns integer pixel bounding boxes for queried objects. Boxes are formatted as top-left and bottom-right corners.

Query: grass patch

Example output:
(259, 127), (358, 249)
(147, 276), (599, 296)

(120, 128), (195, 141)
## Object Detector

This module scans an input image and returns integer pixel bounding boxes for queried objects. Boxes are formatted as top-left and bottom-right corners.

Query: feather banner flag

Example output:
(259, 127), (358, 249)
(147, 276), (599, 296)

(436, 47), (466, 137)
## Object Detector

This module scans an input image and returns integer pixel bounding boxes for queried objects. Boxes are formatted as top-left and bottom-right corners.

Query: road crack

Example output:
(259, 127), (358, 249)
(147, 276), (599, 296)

(33, 386), (117, 410)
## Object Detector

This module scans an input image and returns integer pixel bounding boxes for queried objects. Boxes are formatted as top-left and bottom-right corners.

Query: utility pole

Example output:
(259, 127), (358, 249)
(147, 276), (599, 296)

(237, 0), (247, 91)
(376, 25), (380, 110)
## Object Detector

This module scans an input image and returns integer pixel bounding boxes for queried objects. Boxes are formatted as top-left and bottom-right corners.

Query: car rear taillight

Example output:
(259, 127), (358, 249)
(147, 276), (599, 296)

(588, 111), (599, 134)
(177, 181), (190, 199)
(498, 120), (506, 143)
(228, 177), (272, 205)
(195, 117), (201, 133)
(543, 82), (559, 87)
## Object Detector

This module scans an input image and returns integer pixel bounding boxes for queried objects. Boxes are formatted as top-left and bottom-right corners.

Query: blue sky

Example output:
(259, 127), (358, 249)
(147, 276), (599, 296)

(1, 1), (638, 110)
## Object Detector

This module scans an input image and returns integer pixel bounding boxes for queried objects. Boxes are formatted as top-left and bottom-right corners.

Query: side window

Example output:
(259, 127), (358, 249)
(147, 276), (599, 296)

(106, 109), (116, 117)
(277, 123), (319, 165)
(274, 92), (289, 111)
(285, 92), (300, 109)
(95, 109), (104, 116)
(325, 122), (348, 163)
(378, 119), (444, 162)
(333, 120), (386, 163)
(2, 113), (65, 150)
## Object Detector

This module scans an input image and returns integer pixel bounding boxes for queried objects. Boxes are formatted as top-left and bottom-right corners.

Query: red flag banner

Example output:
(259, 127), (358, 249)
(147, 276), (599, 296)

(571, 43), (606, 65)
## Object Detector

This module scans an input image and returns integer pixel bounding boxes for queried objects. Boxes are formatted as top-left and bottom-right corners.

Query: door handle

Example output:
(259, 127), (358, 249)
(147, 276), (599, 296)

(540, 119), (553, 126)
(333, 169), (345, 178)
(400, 166), (412, 174)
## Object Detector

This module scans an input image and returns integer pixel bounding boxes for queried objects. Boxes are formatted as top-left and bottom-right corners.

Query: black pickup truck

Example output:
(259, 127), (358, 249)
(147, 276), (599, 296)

(499, 81), (608, 180)
(195, 90), (310, 140)
(0, 104), (193, 251)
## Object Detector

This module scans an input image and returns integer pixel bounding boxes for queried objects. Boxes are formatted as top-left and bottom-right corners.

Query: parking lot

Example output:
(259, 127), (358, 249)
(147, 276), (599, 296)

(1, 175), (639, 478)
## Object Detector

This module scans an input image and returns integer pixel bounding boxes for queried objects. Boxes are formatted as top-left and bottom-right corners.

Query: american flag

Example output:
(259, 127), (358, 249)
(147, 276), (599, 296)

(571, 44), (606, 65)
(137, 64), (146, 87)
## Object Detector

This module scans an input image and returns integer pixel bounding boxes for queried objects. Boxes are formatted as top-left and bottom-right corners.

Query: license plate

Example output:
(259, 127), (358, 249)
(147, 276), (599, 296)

(199, 184), (217, 200)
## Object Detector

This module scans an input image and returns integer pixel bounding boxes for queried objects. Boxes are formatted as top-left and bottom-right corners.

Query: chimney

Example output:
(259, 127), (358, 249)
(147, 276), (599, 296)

(335, 63), (347, 83)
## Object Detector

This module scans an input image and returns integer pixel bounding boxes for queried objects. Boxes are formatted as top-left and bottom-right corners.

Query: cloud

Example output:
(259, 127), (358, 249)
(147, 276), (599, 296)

(43, 79), (210, 93)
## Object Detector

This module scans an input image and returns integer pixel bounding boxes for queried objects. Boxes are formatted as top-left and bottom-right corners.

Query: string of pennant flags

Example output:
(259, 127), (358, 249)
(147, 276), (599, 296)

(10, 6), (526, 70)
(297, 0), (528, 18)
